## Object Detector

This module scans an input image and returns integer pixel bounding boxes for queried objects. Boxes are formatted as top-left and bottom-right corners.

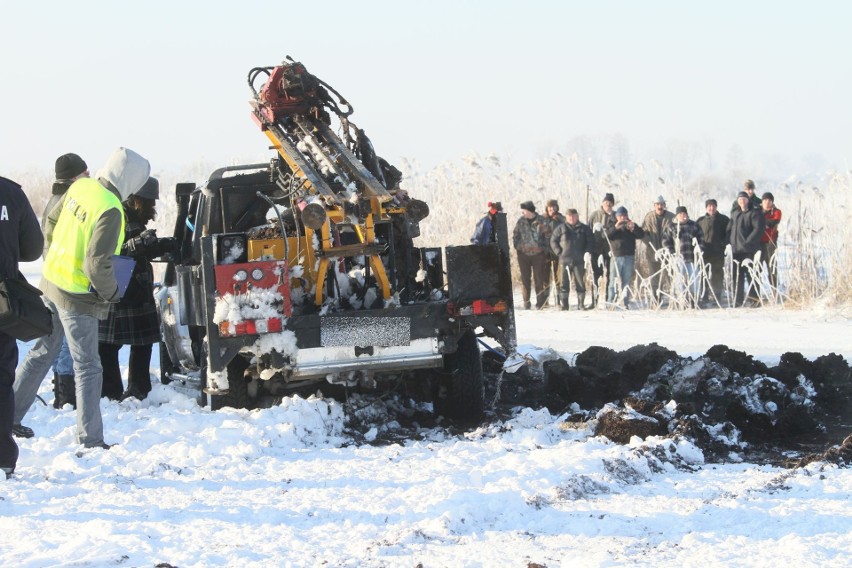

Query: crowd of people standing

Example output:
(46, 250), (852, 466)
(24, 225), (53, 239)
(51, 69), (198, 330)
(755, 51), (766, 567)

(474, 179), (783, 311)
(1, 148), (175, 479)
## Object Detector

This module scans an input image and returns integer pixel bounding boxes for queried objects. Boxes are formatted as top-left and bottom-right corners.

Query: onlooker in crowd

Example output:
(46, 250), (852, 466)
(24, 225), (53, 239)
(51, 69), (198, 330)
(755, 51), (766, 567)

(727, 190), (766, 307)
(760, 192), (782, 290)
(731, 179), (761, 215)
(512, 201), (551, 310)
(696, 199), (730, 304)
(10, 154), (90, 441)
(45, 154), (90, 410)
(662, 206), (705, 306)
(13, 147), (150, 449)
(100, 178), (174, 400)
(641, 195), (675, 301)
(543, 199), (566, 307)
(550, 208), (594, 310)
(587, 193), (616, 308)
(0, 175), (43, 479)
(605, 206), (645, 307)
(471, 201), (503, 245)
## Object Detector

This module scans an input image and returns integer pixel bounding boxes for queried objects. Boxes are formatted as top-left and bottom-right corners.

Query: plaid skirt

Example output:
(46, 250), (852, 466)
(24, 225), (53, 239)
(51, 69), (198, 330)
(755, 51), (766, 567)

(98, 301), (160, 346)
(98, 261), (161, 346)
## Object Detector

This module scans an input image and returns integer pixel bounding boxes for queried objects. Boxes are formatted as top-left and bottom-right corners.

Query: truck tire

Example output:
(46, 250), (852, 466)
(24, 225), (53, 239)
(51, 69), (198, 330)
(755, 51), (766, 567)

(432, 330), (484, 421)
(210, 356), (251, 410)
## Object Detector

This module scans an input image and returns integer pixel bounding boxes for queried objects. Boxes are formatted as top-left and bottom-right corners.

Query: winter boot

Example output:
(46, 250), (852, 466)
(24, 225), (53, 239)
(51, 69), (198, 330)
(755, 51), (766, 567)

(53, 373), (77, 409)
(578, 293), (587, 310)
(559, 294), (571, 311)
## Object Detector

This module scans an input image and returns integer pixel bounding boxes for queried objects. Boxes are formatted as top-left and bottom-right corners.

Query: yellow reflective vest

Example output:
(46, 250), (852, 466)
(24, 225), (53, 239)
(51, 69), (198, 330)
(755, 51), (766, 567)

(43, 178), (125, 293)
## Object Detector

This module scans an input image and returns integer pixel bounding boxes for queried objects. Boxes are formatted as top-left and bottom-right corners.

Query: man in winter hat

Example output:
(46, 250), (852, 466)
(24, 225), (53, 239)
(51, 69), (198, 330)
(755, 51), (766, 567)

(13, 147), (150, 449)
(696, 198), (729, 304)
(587, 193), (616, 308)
(10, 153), (90, 440)
(641, 195), (675, 301)
(512, 201), (551, 309)
(662, 206), (705, 306)
(727, 190), (765, 307)
(543, 199), (566, 307)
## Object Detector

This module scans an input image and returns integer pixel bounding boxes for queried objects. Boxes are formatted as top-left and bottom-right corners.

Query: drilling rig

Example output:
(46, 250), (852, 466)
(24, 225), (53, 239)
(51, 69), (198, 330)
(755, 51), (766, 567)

(155, 57), (517, 419)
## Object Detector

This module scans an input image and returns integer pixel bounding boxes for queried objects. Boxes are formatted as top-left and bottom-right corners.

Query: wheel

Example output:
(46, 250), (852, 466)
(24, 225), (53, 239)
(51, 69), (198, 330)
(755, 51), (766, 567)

(432, 330), (484, 421)
(209, 355), (251, 410)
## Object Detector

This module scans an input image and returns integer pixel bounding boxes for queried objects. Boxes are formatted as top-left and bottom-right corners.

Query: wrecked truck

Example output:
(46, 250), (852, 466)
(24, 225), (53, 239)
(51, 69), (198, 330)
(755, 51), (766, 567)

(155, 57), (517, 419)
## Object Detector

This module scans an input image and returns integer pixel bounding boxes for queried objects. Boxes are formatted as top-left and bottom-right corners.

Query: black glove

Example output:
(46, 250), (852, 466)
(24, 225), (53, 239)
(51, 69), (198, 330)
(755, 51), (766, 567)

(122, 229), (159, 258)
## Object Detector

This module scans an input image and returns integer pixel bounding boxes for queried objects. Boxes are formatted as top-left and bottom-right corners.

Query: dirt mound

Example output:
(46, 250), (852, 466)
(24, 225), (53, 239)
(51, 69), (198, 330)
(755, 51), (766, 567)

(543, 344), (852, 465)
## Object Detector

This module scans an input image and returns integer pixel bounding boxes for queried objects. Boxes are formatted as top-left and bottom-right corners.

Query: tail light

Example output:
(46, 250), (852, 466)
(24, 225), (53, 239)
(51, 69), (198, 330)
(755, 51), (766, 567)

(447, 299), (508, 316)
(219, 317), (284, 337)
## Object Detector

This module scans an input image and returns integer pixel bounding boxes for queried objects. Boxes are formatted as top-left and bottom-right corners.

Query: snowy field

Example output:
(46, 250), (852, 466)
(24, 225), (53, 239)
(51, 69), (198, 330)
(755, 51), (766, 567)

(1, 262), (851, 567)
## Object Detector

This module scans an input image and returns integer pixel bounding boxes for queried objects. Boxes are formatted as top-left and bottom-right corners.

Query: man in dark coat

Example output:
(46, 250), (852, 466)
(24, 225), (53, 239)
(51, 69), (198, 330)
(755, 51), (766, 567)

(512, 201), (551, 309)
(543, 199), (567, 307)
(727, 191), (766, 307)
(550, 208), (594, 310)
(696, 199), (730, 304)
(587, 193), (616, 308)
(0, 176), (44, 478)
(99, 177), (175, 400)
(605, 206), (645, 307)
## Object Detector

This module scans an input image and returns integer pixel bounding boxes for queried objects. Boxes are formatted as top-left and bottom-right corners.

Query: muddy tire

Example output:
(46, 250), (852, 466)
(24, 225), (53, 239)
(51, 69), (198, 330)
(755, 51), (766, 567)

(432, 330), (484, 421)
(210, 356), (251, 410)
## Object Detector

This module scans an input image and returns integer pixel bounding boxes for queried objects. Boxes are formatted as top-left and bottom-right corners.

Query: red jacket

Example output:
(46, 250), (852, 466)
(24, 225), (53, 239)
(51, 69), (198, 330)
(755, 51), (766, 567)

(762, 206), (782, 244)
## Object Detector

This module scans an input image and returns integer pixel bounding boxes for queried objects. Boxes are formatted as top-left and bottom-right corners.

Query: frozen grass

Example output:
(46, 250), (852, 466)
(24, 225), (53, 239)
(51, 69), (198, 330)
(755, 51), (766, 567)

(9, 152), (851, 310)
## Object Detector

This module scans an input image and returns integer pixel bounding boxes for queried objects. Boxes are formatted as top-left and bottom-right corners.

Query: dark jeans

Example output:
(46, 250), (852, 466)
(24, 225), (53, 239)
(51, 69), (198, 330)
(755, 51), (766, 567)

(704, 255), (725, 303)
(99, 343), (154, 400)
(591, 252), (610, 301)
(732, 252), (759, 307)
(548, 257), (561, 305)
(559, 263), (586, 295)
(0, 332), (19, 472)
(762, 241), (779, 289)
(517, 252), (549, 308)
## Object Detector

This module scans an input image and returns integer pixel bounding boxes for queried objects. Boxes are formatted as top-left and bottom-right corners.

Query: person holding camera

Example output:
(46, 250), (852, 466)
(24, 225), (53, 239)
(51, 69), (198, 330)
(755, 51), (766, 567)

(99, 177), (175, 401)
(605, 206), (645, 307)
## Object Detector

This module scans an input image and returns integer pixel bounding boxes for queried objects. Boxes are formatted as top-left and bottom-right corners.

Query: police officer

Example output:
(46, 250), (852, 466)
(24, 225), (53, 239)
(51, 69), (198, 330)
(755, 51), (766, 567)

(14, 147), (150, 450)
(0, 176), (43, 478)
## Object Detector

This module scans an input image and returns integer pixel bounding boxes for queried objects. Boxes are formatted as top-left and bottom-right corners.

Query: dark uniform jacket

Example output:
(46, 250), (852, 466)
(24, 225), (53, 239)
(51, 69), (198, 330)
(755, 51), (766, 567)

(550, 222), (594, 267)
(0, 177), (43, 279)
(696, 212), (730, 258)
(727, 205), (766, 257)
(605, 220), (645, 257)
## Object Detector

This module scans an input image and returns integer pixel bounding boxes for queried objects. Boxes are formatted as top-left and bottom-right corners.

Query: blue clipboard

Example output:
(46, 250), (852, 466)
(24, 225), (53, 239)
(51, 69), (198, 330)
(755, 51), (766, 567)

(89, 255), (136, 298)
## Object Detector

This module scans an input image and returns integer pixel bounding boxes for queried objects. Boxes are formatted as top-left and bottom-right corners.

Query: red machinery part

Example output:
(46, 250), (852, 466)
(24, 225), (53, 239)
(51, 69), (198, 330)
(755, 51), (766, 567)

(214, 260), (292, 320)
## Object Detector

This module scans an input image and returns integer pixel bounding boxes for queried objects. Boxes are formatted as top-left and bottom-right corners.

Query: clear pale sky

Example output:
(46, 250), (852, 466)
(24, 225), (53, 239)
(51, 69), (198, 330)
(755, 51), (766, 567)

(2, 1), (850, 175)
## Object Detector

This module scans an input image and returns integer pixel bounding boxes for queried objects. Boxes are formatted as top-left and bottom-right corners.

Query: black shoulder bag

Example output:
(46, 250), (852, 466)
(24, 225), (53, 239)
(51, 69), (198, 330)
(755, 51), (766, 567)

(0, 274), (53, 341)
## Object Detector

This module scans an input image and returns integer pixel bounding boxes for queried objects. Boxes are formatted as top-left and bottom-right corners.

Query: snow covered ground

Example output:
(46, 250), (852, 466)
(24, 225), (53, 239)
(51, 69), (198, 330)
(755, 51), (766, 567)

(1, 261), (851, 567)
